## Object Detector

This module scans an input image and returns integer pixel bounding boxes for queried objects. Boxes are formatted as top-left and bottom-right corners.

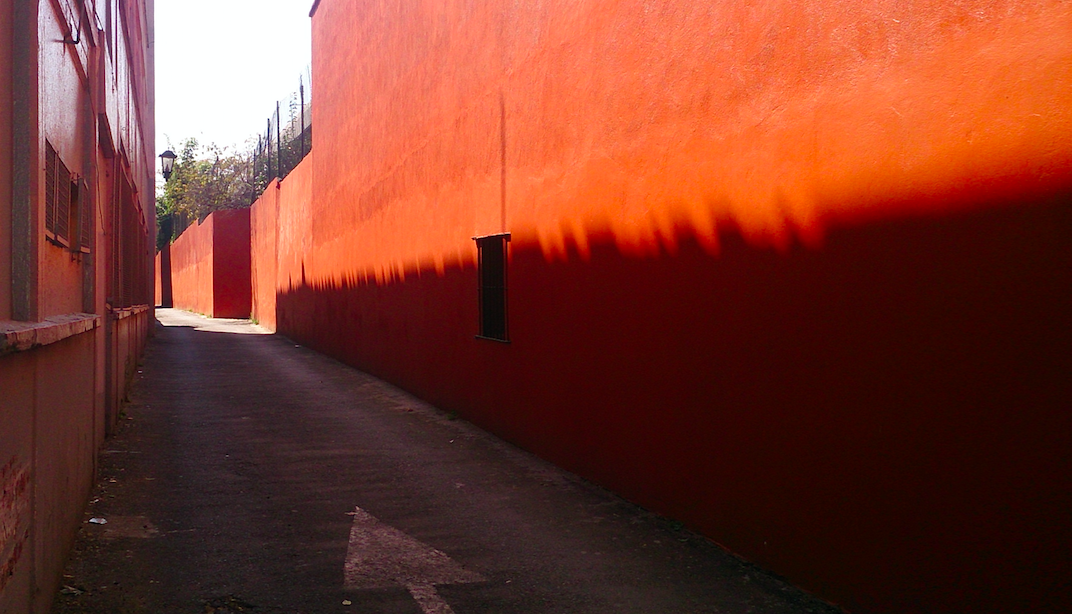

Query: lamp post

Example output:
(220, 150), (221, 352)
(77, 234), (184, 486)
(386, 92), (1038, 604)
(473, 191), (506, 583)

(159, 149), (177, 181)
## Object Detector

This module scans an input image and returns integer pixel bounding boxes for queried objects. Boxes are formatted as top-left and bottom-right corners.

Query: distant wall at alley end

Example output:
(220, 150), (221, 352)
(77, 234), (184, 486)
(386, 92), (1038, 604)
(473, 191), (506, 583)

(168, 208), (251, 319)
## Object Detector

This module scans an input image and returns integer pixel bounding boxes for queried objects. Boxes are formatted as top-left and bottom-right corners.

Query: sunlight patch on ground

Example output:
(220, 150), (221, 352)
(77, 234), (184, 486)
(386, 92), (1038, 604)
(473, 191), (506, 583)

(155, 308), (272, 335)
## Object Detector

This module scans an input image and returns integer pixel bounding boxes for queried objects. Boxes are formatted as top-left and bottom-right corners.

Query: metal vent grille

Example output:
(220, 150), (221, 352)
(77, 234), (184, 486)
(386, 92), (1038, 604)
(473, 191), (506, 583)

(78, 178), (92, 252)
(45, 141), (57, 235)
(55, 156), (71, 245)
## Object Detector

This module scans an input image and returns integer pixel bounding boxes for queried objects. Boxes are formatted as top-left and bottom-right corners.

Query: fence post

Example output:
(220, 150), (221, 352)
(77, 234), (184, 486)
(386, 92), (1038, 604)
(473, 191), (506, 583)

(250, 142), (258, 205)
(266, 118), (272, 183)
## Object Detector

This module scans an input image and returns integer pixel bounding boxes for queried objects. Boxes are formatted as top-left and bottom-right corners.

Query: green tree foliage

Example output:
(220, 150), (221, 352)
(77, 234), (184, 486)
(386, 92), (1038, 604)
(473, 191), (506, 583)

(157, 138), (256, 244)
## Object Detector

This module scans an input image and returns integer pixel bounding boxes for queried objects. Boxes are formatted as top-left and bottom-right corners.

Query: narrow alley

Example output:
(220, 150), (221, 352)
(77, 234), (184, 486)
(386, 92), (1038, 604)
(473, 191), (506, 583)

(2, 1), (1069, 612)
(51, 310), (840, 614)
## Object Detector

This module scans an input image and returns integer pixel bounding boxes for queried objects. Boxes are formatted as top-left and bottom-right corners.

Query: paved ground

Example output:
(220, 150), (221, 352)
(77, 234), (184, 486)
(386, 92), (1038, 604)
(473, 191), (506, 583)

(53, 309), (842, 614)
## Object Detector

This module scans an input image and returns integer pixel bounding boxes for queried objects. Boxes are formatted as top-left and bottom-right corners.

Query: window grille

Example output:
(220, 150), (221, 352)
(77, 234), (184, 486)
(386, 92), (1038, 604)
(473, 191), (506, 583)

(76, 178), (92, 253)
(55, 158), (71, 245)
(45, 141), (57, 235)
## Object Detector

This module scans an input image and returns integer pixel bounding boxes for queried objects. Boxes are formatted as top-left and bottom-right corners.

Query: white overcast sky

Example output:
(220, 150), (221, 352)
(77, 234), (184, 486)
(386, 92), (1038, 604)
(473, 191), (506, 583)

(154, 0), (313, 159)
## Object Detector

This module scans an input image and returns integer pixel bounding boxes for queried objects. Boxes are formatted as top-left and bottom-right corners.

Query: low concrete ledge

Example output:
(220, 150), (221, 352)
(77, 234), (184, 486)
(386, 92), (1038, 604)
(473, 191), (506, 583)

(0, 313), (101, 356)
(112, 304), (151, 321)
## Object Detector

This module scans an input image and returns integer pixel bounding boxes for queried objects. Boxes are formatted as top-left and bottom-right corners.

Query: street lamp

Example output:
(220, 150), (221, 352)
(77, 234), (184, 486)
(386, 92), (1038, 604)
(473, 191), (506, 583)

(159, 149), (177, 181)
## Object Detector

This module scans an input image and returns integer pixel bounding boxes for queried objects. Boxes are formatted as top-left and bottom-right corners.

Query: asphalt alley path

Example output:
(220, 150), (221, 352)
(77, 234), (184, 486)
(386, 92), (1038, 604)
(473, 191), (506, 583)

(53, 309), (842, 614)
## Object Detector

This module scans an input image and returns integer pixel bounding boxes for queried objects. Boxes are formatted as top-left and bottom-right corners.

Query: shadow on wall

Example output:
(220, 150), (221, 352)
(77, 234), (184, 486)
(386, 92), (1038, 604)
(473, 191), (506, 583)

(275, 192), (1072, 614)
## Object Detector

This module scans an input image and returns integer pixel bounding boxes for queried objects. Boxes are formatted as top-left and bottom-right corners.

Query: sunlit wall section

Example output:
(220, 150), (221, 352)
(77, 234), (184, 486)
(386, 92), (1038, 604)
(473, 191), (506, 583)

(281, 2), (1072, 612)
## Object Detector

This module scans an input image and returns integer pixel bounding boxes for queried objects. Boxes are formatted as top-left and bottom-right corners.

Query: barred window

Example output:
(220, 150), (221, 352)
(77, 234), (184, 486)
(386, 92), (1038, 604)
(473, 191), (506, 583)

(474, 233), (509, 342)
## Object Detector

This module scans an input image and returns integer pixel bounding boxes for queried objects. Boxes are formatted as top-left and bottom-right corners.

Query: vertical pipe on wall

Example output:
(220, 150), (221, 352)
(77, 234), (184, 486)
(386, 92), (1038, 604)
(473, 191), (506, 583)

(251, 140), (258, 205)
(12, 11), (41, 605)
(16, 0), (41, 581)
(105, 158), (120, 436)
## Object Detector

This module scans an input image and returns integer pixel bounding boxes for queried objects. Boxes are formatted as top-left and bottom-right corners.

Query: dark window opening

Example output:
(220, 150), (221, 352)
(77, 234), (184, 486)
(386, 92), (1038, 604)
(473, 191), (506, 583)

(475, 233), (509, 341)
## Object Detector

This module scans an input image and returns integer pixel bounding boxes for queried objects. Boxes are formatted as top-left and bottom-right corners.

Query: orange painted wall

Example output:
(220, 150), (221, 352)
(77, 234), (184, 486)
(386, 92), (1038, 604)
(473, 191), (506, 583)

(168, 209), (251, 318)
(251, 156), (314, 330)
(257, 1), (1072, 612)
(170, 214), (215, 317)
(251, 180), (280, 329)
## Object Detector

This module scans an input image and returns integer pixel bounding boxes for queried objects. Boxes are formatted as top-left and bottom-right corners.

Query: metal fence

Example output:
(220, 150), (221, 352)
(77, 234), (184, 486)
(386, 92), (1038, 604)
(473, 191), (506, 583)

(250, 66), (313, 201)
(160, 69), (313, 246)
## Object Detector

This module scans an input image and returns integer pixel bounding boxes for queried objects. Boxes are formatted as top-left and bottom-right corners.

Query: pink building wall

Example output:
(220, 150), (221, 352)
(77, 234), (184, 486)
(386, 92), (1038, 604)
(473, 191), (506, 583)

(0, 1), (156, 611)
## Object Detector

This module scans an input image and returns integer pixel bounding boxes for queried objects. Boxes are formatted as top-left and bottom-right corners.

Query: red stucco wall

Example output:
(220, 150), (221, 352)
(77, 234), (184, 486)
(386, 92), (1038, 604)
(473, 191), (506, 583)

(257, 2), (1072, 612)
(211, 208), (252, 319)
(169, 210), (252, 319)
